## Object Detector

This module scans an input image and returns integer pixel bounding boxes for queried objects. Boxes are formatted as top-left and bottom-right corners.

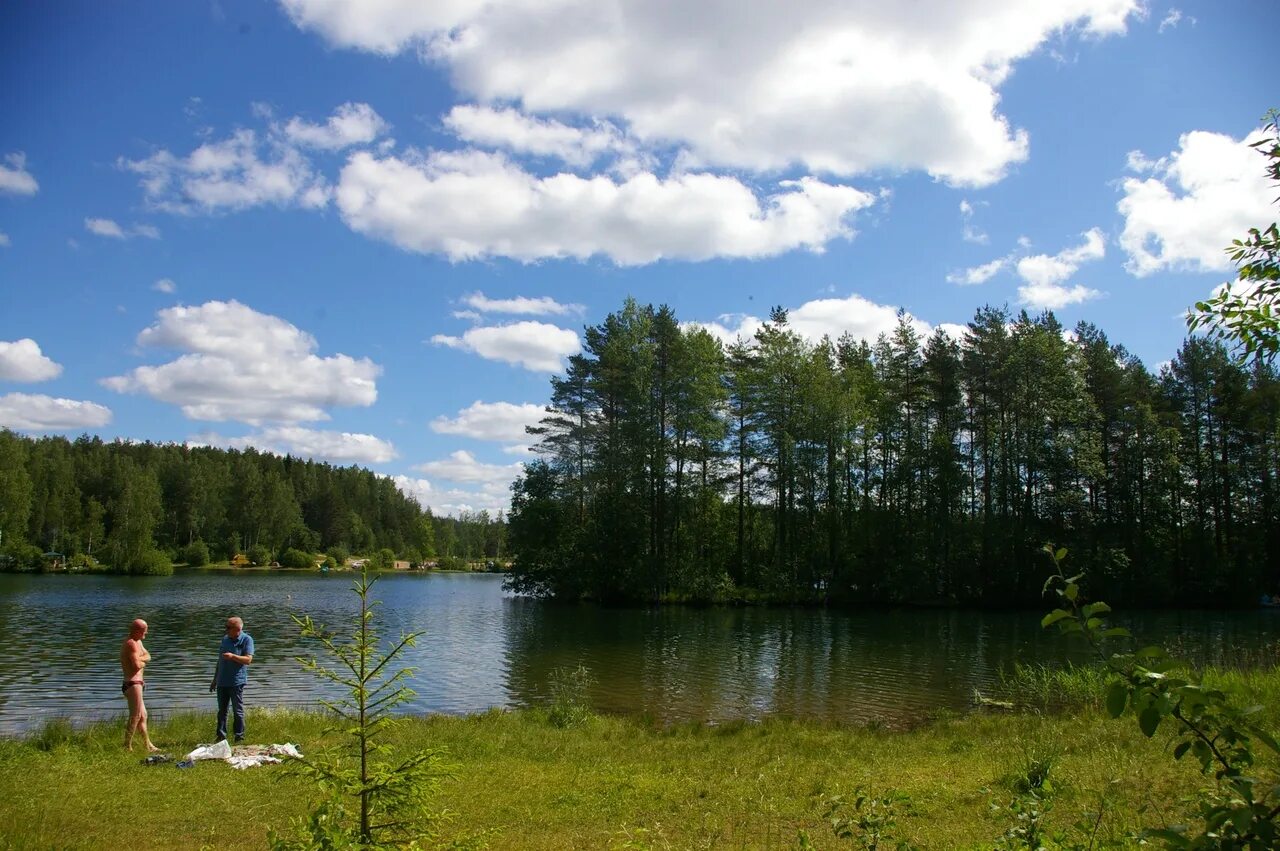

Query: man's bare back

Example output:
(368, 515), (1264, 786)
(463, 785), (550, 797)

(121, 618), (158, 752)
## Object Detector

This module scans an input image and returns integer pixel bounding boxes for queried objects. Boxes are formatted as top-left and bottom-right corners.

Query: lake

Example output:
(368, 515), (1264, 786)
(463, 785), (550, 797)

(1, 570), (1277, 735)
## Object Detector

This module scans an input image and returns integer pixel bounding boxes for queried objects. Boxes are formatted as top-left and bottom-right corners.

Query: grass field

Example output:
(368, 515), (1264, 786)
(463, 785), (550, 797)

(4, 664), (1278, 850)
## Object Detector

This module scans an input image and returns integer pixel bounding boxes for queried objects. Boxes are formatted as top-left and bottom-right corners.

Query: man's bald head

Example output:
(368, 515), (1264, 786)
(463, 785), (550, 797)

(130, 619), (148, 638)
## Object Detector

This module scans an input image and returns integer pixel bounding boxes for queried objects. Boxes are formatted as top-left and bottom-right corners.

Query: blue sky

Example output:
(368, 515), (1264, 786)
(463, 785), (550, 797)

(0, 0), (1274, 516)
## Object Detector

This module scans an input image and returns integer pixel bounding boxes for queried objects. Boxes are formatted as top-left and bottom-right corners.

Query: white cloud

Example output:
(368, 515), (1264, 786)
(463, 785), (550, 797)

(281, 0), (1140, 187)
(283, 102), (390, 150)
(1118, 128), (1275, 276)
(0, 393), (112, 431)
(85, 218), (125, 238)
(432, 320), (581, 372)
(414, 449), (522, 485)
(101, 300), (381, 425)
(444, 105), (627, 168)
(152, 278), (177, 294)
(0, 339), (63, 382)
(692, 293), (948, 347)
(431, 400), (545, 445)
(390, 474), (510, 517)
(0, 232), (9, 247)
(85, 218), (161, 240)
(1016, 228), (1106, 287)
(1158, 9), (1194, 32)
(1017, 282), (1101, 310)
(1015, 228), (1105, 309)
(959, 199), (988, 244)
(947, 257), (1007, 285)
(460, 291), (583, 316)
(452, 309), (482, 321)
(336, 149), (876, 264)
(192, 426), (397, 464)
(121, 128), (331, 214)
(0, 152), (38, 196)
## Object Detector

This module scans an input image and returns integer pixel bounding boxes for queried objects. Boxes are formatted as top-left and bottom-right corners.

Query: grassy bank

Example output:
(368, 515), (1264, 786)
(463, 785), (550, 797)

(4, 666), (1280, 850)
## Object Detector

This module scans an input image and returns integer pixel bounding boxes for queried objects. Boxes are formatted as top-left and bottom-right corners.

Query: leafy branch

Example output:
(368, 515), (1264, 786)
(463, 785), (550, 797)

(1041, 545), (1280, 849)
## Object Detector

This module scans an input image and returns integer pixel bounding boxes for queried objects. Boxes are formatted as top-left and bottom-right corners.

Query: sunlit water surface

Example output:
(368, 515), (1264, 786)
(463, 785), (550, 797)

(2, 570), (1277, 735)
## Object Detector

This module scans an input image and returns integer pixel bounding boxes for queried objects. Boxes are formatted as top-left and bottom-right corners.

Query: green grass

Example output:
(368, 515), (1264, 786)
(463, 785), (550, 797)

(6, 676), (1280, 851)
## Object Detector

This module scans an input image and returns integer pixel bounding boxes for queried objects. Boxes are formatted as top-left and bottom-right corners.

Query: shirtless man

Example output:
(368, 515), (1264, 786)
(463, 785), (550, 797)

(120, 618), (159, 752)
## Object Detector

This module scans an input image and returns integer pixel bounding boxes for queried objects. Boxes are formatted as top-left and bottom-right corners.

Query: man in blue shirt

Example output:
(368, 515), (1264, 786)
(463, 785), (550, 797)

(211, 616), (254, 743)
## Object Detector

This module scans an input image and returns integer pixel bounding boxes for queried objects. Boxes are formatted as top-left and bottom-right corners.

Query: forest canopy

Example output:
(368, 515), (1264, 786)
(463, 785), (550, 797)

(508, 299), (1279, 607)
(0, 433), (505, 573)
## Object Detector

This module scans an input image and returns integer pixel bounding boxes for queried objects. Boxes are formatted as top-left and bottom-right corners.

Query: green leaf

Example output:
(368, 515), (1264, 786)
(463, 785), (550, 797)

(1104, 627), (1131, 638)
(1138, 705), (1162, 737)
(1173, 741), (1191, 760)
(1106, 680), (1128, 718)
(1082, 602), (1111, 619)
(1041, 610), (1070, 629)
(1054, 547), (1067, 562)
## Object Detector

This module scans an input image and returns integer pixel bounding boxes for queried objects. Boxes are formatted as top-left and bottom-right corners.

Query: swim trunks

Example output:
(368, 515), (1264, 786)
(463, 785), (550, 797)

(122, 680), (144, 694)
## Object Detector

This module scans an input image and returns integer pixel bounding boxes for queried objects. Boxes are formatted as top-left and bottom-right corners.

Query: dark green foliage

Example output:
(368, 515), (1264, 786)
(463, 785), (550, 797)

(279, 547), (314, 569)
(180, 539), (209, 566)
(274, 566), (455, 849)
(0, 433), (497, 575)
(246, 543), (271, 567)
(128, 549), (173, 576)
(511, 297), (1280, 606)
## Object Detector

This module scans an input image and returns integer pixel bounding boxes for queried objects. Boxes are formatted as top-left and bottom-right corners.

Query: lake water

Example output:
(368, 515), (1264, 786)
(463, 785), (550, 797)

(1, 570), (1277, 735)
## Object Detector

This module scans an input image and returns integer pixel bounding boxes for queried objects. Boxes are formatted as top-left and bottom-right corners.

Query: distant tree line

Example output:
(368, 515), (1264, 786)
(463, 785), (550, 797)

(508, 299), (1280, 606)
(0, 433), (506, 573)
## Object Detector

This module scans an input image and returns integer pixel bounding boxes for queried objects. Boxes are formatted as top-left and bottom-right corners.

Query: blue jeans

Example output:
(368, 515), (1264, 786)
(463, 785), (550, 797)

(216, 685), (245, 742)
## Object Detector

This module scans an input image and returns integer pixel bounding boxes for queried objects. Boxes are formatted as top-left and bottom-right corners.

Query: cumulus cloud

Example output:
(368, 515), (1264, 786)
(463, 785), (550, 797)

(1015, 228), (1105, 309)
(85, 218), (161, 240)
(0, 152), (39, 195)
(152, 278), (177, 294)
(281, 0), (1139, 187)
(460, 291), (583, 316)
(1017, 282), (1101, 310)
(102, 300), (381, 425)
(1118, 128), (1275, 276)
(414, 449), (523, 486)
(121, 128), (331, 214)
(1017, 228), (1105, 286)
(283, 102), (390, 150)
(444, 105), (627, 168)
(947, 256), (1007, 285)
(692, 293), (953, 348)
(432, 320), (581, 372)
(431, 400), (545, 446)
(390, 474), (510, 517)
(336, 149), (876, 264)
(0, 393), (112, 431)
(191, 425), (397, 464)
(0, 339), (63, 382)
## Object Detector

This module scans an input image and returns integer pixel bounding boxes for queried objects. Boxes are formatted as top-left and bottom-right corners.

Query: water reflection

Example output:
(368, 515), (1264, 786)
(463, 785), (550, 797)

(0, 571), (1277, 735)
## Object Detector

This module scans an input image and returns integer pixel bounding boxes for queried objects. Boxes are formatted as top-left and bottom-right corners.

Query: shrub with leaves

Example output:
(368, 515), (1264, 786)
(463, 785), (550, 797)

(547, 664), (595, 729)
(798, 787), (918, 850)
(1041, 545), (1280, 849)
(270, 565), (457, 850)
